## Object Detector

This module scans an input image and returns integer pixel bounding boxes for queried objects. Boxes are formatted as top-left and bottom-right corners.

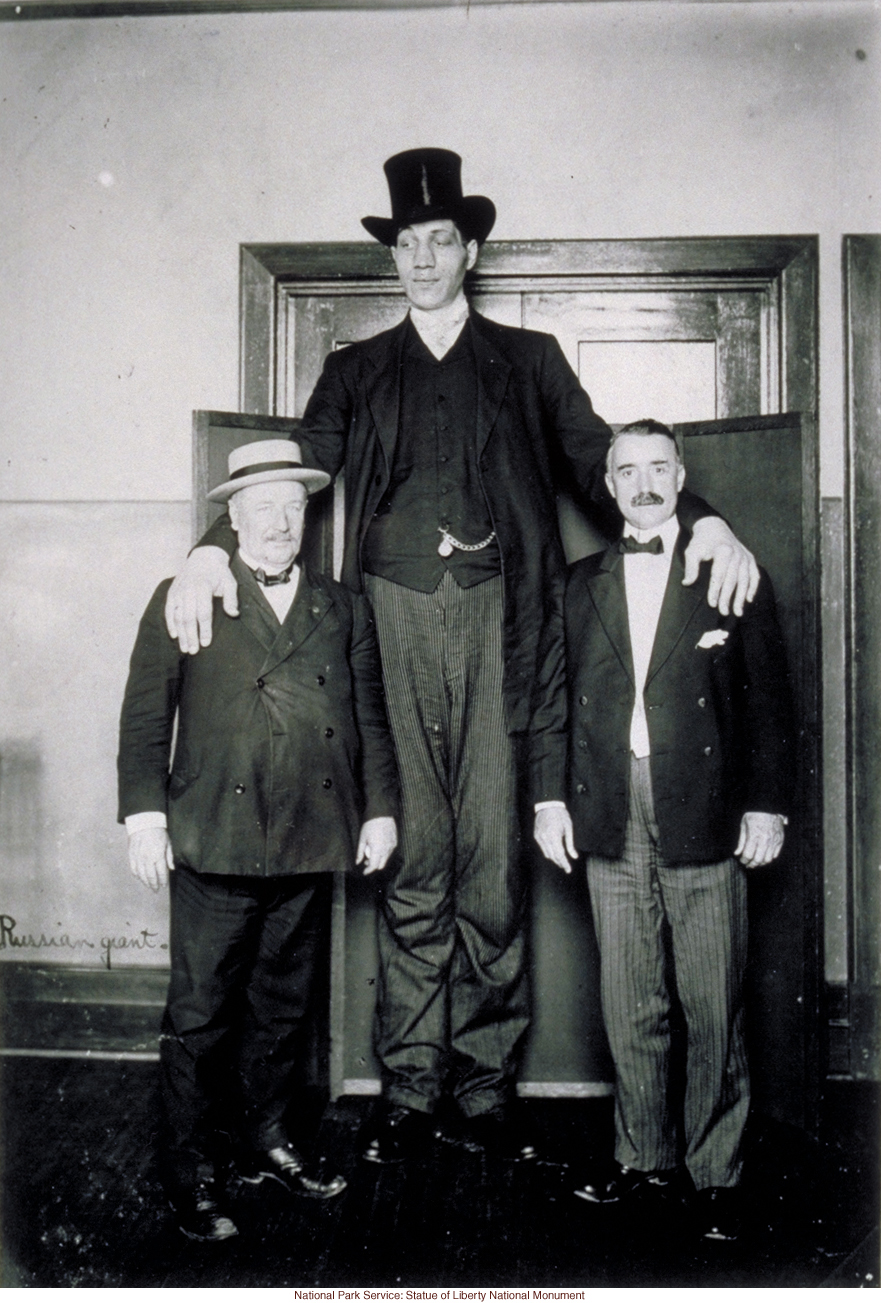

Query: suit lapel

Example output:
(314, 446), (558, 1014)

(645, 541), (707, 686)
(585, 547), (635, 685)
(470, 314), (513, 456)
(364, 318), (408, 470)
(232, 556), (334, 674)
(232, 555), (284, 654)
(260, 567), (333, 677)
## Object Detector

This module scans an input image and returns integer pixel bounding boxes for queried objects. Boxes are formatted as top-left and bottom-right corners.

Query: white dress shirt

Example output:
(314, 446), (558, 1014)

(125, 552), (301, 834)
(623, 514), (681, 758)
(238, 548), (300, 624)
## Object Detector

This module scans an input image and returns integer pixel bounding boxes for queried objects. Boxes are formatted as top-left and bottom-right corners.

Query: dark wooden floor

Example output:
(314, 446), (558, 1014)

(0, 1058), (877, 1288)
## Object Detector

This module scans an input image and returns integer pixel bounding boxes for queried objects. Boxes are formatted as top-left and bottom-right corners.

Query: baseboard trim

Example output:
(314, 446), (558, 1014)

(0, 1048), (159, 1061)
(0, 962), (166, 1054)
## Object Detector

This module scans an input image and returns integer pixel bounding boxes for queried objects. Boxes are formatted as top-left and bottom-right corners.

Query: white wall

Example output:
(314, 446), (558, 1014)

(1, 1), (878, 958)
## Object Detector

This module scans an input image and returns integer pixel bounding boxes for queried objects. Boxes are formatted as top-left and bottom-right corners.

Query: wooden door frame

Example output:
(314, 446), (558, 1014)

(240, 236), (818, 419)
(843, 235), (881, 1081)
(237, 234), (821, 1112)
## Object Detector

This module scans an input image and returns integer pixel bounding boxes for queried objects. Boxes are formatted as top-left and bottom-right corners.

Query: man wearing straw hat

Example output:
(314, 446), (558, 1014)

(118, 439), (399, 1240)
(162, 151), (758, 1164)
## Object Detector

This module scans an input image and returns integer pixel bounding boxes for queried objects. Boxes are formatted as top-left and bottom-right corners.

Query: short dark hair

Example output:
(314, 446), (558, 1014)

(606, 419), (683, 473)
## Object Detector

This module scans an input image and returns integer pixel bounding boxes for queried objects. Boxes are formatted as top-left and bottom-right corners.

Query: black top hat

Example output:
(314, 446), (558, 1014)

(361, 148), (496, 247)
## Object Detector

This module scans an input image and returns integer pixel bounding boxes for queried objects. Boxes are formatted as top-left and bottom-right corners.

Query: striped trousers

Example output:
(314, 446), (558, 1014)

(586, 754), (749, 1190)
(364, 572), (528, 1118)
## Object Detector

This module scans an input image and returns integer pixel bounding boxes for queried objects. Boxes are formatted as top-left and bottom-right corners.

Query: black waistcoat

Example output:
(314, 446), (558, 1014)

(362, 318), (501, 592)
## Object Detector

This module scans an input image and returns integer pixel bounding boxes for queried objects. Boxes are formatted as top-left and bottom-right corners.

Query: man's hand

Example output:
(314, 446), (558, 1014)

(533, 805), (578, 874)
(357, 816), (398, 875)
(128, 827), (175, 891)
(164, 546), (239, 654)
(735, 812), (786, 869)
(683, 517), (759, 618)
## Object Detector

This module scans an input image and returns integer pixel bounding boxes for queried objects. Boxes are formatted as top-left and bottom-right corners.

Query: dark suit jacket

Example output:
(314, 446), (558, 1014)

(559, 534), (794, 865)
(201, 311), (713, 770)
(118, 558), (399, 877)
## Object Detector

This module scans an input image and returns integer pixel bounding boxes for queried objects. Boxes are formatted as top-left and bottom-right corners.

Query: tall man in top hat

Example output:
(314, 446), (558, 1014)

(164, 150), (758, 1162)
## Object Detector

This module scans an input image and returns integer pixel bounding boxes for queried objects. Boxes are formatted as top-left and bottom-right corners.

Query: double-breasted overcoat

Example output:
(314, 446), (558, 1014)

(118, 557), (399, 876)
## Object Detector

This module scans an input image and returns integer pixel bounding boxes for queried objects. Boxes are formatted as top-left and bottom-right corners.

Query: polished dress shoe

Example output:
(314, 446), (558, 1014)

(574, 1162), (681, 1205)
(238, 1141), (347, 1200)
(171, 1177), (239, 1242)
(695, 1185), (743, 1241)
(362, 1104), (430, 1163)
(463, 1107), (538, 1162)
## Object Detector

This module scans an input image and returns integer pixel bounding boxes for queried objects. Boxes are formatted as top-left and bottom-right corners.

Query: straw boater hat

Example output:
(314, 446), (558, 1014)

(207, 440), (331, 503)
(361, 148), (496, 248)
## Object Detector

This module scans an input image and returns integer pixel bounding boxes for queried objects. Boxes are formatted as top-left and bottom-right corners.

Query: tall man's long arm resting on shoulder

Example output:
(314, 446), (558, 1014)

(165, 350), (756, 654)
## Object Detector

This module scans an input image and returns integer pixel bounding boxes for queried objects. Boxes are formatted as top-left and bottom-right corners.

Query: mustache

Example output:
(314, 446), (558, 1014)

(631, 492), (665, 507)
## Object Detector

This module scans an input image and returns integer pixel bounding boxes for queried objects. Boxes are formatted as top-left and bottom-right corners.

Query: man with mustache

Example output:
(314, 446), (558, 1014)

(535, 419), (792, 1241)
(164, 153), (759, 1164)
(119, 440), (398, 1239)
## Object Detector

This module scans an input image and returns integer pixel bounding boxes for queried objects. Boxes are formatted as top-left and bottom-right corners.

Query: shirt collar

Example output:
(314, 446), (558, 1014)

(622, 514), (681, 552)
(237, 547), (301, 580)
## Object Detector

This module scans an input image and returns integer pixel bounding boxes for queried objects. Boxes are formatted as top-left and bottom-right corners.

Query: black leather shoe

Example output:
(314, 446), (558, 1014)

(695, 1186), (743, 1241)
(463, 1107), (538, 1162)
(574, 1163), (680, 1205)
(238, 1141), (347, 1200)
(362, 1104), (431, 1164)
(171, 1178), (239, 1242)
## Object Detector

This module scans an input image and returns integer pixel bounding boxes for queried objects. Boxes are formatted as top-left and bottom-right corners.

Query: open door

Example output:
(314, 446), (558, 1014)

(670, 412), (821, 1129)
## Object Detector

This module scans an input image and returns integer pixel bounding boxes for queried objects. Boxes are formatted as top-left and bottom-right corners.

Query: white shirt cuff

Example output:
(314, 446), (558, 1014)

(125, 812), (167, 833)
(534, 800), (566, 812)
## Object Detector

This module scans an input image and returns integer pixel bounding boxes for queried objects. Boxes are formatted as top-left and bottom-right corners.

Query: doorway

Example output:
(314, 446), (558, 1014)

(231, 236), (819, 1127)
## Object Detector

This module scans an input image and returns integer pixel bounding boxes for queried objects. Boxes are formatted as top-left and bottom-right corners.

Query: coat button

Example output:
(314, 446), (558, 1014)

(234, 784), (246, 795)
(325, 728), (334, 738)
(578, 740), (588, 751)
(317, 675), (325, 686)
(698, 697), (706, 708)
(580, 695), (588, 706)
(704, 746), (712, 756)
(576, 782), (586, 794)
(256, 678), (265, 689)
(322, 778), (332, 789)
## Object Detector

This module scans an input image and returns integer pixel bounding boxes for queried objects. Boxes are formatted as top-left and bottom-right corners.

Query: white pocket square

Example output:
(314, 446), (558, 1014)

(696, 629), (729, 650)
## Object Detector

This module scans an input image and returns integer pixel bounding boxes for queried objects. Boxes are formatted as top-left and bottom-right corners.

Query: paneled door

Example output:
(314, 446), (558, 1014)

(232, 238), (819, 1126)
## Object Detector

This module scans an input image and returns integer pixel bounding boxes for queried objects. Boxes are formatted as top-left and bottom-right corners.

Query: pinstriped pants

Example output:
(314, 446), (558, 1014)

(364, 572), (528, 1117)
(586, 754), (749, 1190)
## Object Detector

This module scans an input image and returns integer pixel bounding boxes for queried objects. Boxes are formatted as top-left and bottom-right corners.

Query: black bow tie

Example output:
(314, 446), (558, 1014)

(619, 535), (664, 555)
(251, 563), (295, 586)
